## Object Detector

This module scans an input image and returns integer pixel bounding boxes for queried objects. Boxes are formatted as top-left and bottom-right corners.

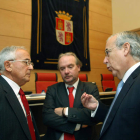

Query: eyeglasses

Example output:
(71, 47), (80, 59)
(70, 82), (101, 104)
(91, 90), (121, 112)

(9, 60), (34, 66)
(105, 46), (117, 57)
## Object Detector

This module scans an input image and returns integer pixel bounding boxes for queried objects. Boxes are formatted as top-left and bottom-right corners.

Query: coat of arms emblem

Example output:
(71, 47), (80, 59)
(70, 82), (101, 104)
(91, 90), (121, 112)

(55, 11), (73, 45)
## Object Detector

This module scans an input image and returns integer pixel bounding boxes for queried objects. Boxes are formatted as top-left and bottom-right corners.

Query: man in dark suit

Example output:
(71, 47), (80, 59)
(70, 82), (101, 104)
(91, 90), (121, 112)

(42, 52), (100, 140)
(81, 31), (140, 140)
(0, 46), (40, 140)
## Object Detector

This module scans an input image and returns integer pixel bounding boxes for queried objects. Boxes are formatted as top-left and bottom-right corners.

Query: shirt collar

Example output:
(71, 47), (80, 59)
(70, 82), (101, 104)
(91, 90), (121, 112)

(123, 62), (140, 83)
(65, 78), (79, 89)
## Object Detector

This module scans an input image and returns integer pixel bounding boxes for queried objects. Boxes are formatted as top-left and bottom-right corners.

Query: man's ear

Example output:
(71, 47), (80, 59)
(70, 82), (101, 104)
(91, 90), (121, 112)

(4, 61), (12, 72)
(123, 42), (130, 56)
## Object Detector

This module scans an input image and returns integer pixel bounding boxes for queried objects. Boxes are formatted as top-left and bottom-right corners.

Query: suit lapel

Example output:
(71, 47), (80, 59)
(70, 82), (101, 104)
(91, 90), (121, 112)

(74, 81), (84, 107)
(0, 77), (31, 140)
(101, 66), (140, 136)
(57, 82), (69, 107)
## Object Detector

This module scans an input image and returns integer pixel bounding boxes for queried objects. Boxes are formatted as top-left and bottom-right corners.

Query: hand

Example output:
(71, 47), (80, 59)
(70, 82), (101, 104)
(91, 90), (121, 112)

(81, 92), (98, 110)
(54, 107), (63, 116)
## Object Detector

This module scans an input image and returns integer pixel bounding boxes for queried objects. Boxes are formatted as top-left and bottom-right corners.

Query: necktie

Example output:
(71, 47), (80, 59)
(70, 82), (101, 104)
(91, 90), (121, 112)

(19, 88), (36, 140)
(100, 80), (124, 134)
(64, 87), (75, 140)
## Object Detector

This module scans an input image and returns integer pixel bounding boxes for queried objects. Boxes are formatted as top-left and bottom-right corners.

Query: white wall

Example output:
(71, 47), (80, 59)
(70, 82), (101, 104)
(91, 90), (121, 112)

(112, 0), (140, 33)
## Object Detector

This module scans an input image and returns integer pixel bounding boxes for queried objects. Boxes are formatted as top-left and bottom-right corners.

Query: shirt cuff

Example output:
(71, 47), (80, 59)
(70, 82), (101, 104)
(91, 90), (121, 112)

(91, 101), (99, 117)
(75, 124), (81, 131)
(65, 107), (68, 117)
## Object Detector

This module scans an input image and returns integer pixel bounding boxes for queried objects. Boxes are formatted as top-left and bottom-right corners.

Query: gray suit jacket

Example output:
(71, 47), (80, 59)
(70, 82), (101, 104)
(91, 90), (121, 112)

(0, 76), (40, 140)
(42, 81), (100, 140)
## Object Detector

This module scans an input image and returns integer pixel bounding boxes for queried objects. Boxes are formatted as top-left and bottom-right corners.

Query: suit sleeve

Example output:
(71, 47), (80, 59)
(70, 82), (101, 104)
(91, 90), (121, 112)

(92, 101), (109, 122)
(68, 82), (100, 125)
(42, 85), (76, 134)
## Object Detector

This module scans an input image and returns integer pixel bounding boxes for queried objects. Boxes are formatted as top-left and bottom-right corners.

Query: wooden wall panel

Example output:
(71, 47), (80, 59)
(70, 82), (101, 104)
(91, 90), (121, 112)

(90, 49), (106, 69)
(0, 0), (31, 15)
(0, 0), (114, 92)
(89, 11), (92, 30)
(89, 0), (112, 18)
(0, 9), (31, 39)
(89, 30), (111, 50)
(89, 12), (112, 34)
(24, 15), (31, 39)
(0, 36), (31, 53)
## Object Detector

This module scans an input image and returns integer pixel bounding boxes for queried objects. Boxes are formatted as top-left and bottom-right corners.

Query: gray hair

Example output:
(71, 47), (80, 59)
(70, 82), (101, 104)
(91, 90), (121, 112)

(108, 31), (140, 61)
(57, 52), (82, 69)
(0, 46), (26, 72)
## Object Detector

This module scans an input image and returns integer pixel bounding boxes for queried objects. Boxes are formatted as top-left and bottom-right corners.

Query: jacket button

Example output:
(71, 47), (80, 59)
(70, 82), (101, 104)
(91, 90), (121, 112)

(72, 115), (76, 118)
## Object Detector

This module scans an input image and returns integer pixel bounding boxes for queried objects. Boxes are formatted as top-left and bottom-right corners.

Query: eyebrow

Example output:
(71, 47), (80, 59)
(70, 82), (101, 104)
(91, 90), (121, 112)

(24, 58), (31, 61)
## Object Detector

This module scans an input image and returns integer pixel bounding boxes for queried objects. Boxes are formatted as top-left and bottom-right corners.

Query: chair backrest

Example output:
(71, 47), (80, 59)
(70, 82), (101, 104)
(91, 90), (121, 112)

(101, 74), (116, 92)
(78, 74), (88, 82)
(35, 73), (58, 93)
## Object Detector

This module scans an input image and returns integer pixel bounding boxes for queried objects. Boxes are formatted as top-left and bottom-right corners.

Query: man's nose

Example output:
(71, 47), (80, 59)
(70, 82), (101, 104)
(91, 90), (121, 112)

(28, 64), (34, 70)
(103, 56), (108, 64)
(65, 67), (69, 73)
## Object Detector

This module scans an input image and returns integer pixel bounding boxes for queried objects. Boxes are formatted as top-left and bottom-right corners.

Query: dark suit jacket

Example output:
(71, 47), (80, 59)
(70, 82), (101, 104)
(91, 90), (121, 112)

(94, 66), (140, 140)
(42, 81), (100, 140)
(0, 76), (40, 140)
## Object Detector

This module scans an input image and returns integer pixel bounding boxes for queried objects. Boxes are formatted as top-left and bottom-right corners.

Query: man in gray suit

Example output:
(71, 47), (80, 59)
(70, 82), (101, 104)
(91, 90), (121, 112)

(42, 52), (100, 140)
(81, 31), (140, 140)
(0, 46), (40, 140)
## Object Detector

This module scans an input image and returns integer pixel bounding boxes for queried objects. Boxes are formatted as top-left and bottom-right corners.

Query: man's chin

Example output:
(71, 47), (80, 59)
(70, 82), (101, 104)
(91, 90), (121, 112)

(64, 79), (74, 85)
(111, 71), (117, 77)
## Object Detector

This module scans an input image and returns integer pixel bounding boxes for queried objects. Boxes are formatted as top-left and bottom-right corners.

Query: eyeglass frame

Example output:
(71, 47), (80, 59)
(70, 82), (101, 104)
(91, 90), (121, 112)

(9, 60), (34, 66)
(105, 46), (117, 57)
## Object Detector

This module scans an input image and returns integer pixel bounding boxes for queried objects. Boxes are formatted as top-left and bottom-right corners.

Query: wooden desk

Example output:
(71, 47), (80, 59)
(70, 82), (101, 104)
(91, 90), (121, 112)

(26, 91), (116, 106)
(26, 91), (116, 101)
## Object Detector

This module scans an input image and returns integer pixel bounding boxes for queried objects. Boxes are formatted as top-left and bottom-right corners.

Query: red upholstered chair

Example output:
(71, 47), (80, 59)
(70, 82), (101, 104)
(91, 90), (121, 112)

(35, 73), (58, 93)
(78, 74), (88, 82)
(101, 74), (116, 92)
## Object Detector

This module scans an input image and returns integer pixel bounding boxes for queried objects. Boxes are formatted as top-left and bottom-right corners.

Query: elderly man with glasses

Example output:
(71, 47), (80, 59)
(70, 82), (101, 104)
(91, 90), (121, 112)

(0, 46), (40, 140)
(81, 31), (140, 140)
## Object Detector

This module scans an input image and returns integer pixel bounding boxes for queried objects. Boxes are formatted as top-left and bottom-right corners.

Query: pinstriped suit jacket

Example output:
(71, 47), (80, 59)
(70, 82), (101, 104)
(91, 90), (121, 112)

(0, 76), (40, 140)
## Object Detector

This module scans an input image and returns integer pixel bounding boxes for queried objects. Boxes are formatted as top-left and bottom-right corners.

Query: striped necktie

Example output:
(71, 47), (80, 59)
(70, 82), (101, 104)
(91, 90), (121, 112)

(100, 80), (124, 134)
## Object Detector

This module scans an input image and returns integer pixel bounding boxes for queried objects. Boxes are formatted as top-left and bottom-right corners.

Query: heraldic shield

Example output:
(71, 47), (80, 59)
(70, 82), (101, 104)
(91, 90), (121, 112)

(56, 16), (73, 45)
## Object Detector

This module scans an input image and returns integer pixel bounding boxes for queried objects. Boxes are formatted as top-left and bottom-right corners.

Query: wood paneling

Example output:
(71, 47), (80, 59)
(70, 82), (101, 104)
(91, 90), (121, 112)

(0, 0), (31, 15)
(0, 36), (31, 53)
(0, 9), (31, 39)
(89, 12), (112, 34)
(89, 30), (111, 50)
(90, 49), (106, 69)
(0, 0), (113, 93)
(89, 0), (112, 18)
(24, 15), (31, 39)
